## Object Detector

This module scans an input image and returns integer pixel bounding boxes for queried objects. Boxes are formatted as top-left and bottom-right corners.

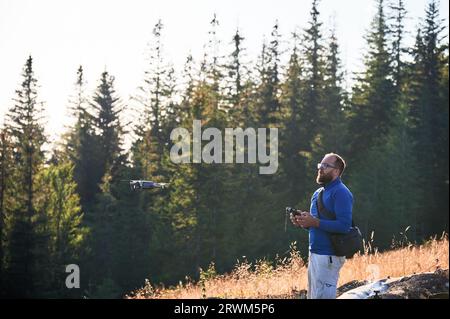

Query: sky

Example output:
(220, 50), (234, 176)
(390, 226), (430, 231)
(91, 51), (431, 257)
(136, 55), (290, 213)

(0, 0), (449, 143)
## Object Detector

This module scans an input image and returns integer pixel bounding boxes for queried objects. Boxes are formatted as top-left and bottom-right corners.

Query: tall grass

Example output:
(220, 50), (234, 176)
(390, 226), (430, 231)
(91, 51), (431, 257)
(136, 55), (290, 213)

(129, 233), (449, 299)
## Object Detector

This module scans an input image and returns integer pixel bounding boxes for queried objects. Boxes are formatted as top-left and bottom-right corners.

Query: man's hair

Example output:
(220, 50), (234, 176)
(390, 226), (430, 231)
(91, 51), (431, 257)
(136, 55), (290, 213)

(326, 153), (346, 176)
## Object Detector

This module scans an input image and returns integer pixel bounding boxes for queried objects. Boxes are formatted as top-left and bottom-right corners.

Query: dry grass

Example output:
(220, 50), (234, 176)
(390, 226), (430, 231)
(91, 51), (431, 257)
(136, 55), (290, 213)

(129, 233), (449, 299)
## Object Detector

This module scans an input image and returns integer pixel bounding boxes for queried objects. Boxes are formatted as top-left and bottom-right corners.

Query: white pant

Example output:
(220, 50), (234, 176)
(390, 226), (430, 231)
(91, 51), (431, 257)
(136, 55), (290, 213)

(307, 252), (345, 299)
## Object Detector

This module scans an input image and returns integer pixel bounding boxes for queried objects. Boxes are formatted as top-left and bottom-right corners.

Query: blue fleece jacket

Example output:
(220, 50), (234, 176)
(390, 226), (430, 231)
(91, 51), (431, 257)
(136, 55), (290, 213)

(309, 177), (353, 255)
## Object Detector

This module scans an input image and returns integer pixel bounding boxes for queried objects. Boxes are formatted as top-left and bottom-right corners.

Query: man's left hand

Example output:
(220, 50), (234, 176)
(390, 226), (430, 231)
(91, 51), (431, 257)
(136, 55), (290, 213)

(298, 212), (320, 228)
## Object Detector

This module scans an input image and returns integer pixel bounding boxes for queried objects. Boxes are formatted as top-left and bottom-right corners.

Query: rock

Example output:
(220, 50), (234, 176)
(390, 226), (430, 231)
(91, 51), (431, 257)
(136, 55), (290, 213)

(337, 280), (369, 297)
(338, 269), (449, 299)
(338, 279), (390, 299)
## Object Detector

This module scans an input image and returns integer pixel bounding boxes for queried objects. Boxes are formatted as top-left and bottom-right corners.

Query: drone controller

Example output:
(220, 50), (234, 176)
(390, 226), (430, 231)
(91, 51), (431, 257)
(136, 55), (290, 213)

(286, 207), (302, 216)
(284, 207), (302, 232)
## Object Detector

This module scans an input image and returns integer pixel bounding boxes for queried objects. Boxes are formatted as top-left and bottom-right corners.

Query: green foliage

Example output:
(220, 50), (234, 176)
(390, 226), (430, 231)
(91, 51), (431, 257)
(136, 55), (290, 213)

(348, 114), (422, 245)
(33, 162), (88, 296)
(405, 0), (449, 237)
(35, 163), (87, 257)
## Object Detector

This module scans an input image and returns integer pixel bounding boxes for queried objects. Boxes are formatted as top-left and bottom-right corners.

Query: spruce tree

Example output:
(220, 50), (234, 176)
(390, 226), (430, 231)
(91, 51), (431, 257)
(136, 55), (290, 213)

(132, 19), (174, 183)
(348, 0), (395, 162)
(3, 55), (47, 297)
(254, 22), (282, 127)
(300, 0), (329, 193)
(87, 70), (127, 294)
(302, 0), (326, 138)
(63, 66), (99, 209)
(225, 28), (253, 126)
(321, 24), (348, 154)
(390, 0), (407, 91)
(91, 70), (125, 184)
(279, 32), (308, 208)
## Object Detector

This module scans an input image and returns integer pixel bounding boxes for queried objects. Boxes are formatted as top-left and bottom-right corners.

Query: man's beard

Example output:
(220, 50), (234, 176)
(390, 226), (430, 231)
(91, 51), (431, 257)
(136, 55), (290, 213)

(316, 171), (333, 185)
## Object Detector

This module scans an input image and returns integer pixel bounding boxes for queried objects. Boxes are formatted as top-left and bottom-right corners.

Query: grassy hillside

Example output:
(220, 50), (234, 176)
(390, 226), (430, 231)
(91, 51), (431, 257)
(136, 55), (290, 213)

(129, 234), (449, 299)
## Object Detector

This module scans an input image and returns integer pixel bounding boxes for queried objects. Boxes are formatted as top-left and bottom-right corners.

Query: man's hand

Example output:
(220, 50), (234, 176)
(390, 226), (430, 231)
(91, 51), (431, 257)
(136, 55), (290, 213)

(290, 211), (303, 227)
(298, 212), (320, 228)
(290, 211), (317, 228)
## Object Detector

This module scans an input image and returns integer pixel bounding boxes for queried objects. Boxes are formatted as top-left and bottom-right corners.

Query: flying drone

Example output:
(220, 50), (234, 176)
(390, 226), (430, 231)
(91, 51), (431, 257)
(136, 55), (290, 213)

(122, 180), (169, 191)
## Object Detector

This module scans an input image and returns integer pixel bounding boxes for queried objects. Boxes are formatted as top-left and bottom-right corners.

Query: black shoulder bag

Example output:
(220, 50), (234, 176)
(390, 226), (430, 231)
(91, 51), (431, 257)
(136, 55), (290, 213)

(316, 188), (363, 258)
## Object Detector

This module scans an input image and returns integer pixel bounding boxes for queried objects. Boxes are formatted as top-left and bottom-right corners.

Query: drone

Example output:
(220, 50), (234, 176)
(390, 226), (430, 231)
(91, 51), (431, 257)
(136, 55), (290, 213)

(122, 180), (170, 191)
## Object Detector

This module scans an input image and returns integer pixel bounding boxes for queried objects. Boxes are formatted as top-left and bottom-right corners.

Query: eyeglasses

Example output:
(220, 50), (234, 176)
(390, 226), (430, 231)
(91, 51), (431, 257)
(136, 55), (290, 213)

(317, 163), (337, 170)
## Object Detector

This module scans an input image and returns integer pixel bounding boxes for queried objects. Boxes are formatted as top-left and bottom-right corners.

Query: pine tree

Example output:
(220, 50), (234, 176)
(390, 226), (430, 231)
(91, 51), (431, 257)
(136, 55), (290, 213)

(254, 22), (282, 127)
(63, 66), (99, 209)
(321, 24), (348, 154)
(390, 0), (407, 91)
(302, 0), (326, 139)
(91, 70), (125, 184)
(87, 70), (127, 294)
(279, 32), (308, 207)
(132, 19), (174, 182)
(205, 14), (225, 110)
(3, 55), (47, 297)
(299, 0), (329, 191)
(227, 29), (244, 107)
(225, 28), (253, 126)
(348, 0), (396, 162)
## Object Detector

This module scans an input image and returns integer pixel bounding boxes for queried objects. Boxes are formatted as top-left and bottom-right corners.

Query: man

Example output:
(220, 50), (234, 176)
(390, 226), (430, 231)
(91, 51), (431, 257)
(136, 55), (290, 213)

(291, 153), (353, 299)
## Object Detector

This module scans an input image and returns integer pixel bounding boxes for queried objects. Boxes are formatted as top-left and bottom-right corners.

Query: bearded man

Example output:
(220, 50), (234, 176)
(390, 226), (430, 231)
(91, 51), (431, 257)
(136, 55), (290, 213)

(291, 153), (353, 299)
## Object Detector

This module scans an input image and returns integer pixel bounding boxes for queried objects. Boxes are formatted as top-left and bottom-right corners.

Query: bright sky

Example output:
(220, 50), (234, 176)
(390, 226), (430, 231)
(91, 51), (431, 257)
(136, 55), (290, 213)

(0, 0), (448, 143)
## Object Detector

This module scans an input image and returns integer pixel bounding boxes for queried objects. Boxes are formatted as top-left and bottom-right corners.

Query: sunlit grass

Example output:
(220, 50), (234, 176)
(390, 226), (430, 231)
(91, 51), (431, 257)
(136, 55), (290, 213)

(129, 233), (449, 299)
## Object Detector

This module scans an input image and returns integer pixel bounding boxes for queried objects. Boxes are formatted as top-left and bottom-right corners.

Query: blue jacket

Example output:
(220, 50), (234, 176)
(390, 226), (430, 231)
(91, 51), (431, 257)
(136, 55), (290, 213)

(308, 177), (353, 255)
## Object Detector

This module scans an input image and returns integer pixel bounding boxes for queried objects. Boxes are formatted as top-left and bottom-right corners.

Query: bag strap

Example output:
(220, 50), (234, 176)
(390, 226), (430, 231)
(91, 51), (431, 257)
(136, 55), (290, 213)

(317, 188), (355, 226)
(316, 188), (335, 220)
